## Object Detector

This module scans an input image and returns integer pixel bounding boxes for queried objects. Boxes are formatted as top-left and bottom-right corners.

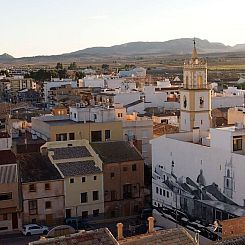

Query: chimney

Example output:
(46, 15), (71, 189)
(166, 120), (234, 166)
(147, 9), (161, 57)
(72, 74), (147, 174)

(116, 223), (124, 240)
(148, 217), (155, 233)
(193, 127), (200, 144)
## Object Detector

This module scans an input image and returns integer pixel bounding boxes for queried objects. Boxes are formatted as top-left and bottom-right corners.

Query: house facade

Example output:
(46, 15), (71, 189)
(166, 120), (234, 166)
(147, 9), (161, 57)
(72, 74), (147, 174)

(91, 141), (144, 218)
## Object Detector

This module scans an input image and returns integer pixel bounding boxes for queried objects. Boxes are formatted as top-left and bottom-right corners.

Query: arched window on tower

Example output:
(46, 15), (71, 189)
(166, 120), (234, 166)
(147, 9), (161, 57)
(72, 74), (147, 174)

(200, 96), (204, 108)
(198, 75), (203, 88)
(183, 95), (187, 108)
(227, 169), (230, 178)
(185, 76), (189, 88)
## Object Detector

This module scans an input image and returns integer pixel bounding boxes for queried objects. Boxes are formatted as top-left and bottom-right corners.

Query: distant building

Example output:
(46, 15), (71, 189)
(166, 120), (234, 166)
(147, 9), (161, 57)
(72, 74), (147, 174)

(119, 67), (146, 78)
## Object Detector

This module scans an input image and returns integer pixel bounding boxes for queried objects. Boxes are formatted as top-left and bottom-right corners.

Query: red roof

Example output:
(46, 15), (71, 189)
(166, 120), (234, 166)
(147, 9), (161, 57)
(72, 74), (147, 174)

(0, 150), (16, 165)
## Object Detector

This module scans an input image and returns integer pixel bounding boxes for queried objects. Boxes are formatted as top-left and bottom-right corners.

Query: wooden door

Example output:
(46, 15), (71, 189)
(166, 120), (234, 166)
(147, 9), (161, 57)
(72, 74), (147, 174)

(12, 212), (18, 229)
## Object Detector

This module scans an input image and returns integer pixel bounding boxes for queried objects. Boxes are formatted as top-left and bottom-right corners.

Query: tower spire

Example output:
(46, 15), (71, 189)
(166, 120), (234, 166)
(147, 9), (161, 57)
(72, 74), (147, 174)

(192, 37), (198, 59)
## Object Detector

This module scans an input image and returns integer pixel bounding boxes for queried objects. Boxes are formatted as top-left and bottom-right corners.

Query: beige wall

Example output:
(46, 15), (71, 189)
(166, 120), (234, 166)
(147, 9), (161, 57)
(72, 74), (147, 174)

(49, 121), (123, 142)
(228, 108), (244, 125)
(0, 183), (19, 210)
(22, 180), (64, 225)
(64, 173), (104, 217)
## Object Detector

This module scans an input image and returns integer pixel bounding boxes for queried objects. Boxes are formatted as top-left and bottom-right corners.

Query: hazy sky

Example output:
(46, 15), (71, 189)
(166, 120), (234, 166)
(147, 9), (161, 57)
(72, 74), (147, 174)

(1, 0), (245, 57)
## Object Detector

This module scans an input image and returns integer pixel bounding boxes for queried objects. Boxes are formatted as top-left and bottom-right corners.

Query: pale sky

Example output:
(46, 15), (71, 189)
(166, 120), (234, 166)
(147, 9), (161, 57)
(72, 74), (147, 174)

(1, 0), (245, 57)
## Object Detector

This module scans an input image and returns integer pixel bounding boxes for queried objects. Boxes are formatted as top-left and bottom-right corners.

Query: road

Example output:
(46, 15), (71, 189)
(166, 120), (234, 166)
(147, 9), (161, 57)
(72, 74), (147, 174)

(0, 233), (39, 245)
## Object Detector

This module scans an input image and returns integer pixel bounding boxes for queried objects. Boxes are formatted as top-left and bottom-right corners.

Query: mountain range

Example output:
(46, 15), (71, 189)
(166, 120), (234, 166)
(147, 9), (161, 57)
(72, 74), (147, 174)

(1, 38), (245, 63)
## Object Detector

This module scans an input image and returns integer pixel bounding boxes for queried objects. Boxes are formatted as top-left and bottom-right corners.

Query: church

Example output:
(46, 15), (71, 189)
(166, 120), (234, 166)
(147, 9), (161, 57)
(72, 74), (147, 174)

(151, 41), (245, 225)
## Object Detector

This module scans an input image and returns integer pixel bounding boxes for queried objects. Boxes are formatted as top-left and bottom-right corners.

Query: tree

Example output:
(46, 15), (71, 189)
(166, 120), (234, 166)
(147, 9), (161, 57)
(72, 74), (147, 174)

(68, 62), (77, 70)
(75, 71), (85, 79)
(58, 68), (68, 79)
(102, 64), (109, 71)
(56, 62), (63, 70)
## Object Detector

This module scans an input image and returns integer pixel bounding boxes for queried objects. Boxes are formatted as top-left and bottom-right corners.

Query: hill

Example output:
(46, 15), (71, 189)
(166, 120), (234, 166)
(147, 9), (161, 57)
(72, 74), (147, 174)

(1, 38), (245, 64)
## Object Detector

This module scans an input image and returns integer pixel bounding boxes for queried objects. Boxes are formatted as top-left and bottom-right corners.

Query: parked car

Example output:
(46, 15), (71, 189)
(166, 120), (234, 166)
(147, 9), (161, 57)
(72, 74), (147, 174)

(65, 217), (92, 230)
(22, 224), (49, 236)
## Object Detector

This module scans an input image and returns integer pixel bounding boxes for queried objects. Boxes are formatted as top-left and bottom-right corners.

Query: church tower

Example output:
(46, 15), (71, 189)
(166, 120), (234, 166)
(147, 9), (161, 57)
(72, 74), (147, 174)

(180, 39), (211, 131)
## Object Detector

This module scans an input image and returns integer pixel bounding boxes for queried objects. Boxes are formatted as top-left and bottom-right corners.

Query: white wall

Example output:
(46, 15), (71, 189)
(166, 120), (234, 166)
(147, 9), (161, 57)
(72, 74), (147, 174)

(212, 95), (244, 109)
(151, 135), (245, 206)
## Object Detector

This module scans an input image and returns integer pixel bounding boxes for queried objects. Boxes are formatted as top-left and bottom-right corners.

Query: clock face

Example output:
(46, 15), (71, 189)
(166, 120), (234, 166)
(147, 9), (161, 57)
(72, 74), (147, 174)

(183, 95), (187, 108)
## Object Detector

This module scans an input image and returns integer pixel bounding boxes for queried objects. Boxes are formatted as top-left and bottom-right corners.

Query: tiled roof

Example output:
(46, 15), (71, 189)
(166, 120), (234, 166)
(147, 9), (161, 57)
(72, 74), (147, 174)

(210, 236), (245, 244)
(0, 150), (16, 165)
(119, 228), (197, 245)
(0, 165), (17, 183)
(51, 146), (91, 160)
(29, 228), (118, 245)
(91, 141), (143, 164)
(19, 153), (63, 183)
(57, 160), (102, 177)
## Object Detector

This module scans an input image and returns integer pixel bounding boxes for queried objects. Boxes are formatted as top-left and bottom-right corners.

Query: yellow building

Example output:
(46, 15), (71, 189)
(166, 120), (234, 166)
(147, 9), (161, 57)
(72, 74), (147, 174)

(41, 140), (104, 219)
(32, 115), (123, 143)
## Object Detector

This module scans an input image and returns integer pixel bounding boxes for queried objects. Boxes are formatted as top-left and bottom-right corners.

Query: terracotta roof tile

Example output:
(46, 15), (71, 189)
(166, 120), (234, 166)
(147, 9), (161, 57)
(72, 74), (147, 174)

(57, 160), (102, 177)
(51, 146), (91, 160)
(91, 141), (143, 164)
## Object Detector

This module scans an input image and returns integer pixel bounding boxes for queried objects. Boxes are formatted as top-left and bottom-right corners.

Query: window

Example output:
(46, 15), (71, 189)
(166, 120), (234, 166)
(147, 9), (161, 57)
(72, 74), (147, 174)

(110, 172), (115, 178)
(56, 133), (67, 141)
(81, 177), (86, 183)
(29, 184), (36, 192)
(156, 187), (159, 194)
(93, 209), (99, 217)
(82, 211), (88, 219)
(45, 201), (51, 209)
(93, 191), (99, 201)
(160, 189), (162, 195)
(166, 191), (169, 198)
(233, 136), (242, 151)
(69, 133), (75, 140)
(118, 113), (123, 118)
(80, 192), (87, 203)
(163, 189), (166, 196)
(93, 114), (97, 121)
(123, 166), (127, 172)
(132, 164), (137, 171)
(70, 178), (74, 184)
(105, 130), (111, 140)
(183, 95), (187, 108)
(0, 192), (12, 201)
(74, 113), (77, 119)
(29, 200), (38, 215)
(45, 183), (50, 190)
(198, 75), (203, 88)
(91, 131), (102, 142)
(111, 191), (117, 201)
(93, 176), (97, 181)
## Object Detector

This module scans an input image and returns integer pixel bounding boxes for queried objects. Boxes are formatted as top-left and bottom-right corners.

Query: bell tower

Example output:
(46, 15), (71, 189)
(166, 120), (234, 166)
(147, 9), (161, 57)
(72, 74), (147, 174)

(180, 39), (211, 131)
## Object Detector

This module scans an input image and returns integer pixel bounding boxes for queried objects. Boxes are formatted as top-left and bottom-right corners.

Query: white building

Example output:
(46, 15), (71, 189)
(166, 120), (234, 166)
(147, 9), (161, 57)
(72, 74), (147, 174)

(118, 67), (146, 78)
(151, 43), (245, 226)
(69, 105), (116, 123)
(43, 78), (79, 104)
(212, 93), (244, 109)
(180, 43), (211, 131)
